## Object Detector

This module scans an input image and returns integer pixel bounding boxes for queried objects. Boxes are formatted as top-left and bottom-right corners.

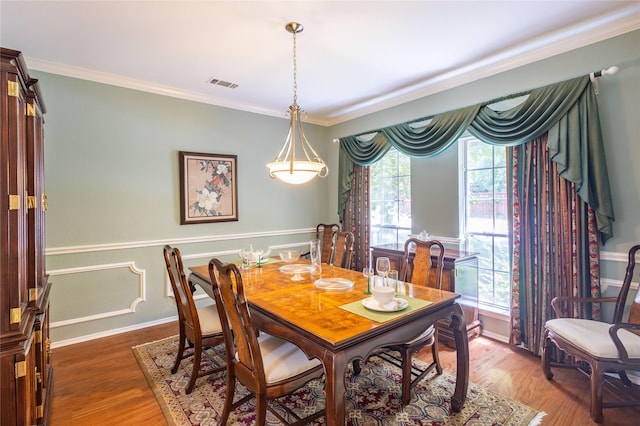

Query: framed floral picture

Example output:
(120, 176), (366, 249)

(179, 151), (238, 224)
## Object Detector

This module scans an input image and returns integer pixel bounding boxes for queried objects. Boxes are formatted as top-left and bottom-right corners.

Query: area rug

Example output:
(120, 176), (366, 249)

(133, 336), (545, 425)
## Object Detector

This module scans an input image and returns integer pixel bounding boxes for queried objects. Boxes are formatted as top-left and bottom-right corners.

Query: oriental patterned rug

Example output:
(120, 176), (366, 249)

(133, 336), (545, 426)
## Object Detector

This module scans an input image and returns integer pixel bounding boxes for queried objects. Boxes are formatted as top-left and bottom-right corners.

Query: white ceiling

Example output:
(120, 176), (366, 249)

(1, 1), (639, 125)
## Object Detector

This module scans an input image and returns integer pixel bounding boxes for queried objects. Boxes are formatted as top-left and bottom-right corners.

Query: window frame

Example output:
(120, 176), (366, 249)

(369, 147), (411, 247)
(458, 135), (511, 313)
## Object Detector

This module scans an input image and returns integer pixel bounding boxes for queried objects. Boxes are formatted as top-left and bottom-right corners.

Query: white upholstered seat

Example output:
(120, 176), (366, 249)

(542, 244), (640, 423)
(257, 334), (323, 383)
(545, 318), (640, 359)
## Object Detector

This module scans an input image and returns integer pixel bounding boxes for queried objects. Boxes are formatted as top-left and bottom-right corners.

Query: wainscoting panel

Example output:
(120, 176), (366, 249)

(48, 262), (146, 327)
(47, 228), (315, 347)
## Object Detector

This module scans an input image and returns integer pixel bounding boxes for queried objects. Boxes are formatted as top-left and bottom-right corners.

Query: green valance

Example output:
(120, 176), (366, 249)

(338, 75), (614, 243)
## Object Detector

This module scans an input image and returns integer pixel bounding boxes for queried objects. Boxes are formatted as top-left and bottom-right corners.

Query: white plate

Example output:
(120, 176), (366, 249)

(279, 264), (314, 274)
(314, 278), (354, 290)
(361, 297), (409, 312)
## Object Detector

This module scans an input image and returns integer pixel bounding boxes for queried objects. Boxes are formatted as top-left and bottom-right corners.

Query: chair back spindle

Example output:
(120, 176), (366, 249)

(209, 259), (263, 384)
(317, 223), (340, 264)
(403, 238), (445, 289)
(330, 231), (354, 269)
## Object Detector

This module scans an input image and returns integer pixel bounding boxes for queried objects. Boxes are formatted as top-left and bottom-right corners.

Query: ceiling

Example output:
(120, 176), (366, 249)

(1, 1), (639, 126)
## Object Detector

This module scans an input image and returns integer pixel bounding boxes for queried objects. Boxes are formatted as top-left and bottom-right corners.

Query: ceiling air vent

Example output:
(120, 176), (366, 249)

(208, 78), (238, 89)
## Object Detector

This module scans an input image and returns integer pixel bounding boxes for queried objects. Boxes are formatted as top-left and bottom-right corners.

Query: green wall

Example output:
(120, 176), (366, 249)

(328, 30), (640, 253)
(39, 30), (640, 345)
(38, 71), (333, 344)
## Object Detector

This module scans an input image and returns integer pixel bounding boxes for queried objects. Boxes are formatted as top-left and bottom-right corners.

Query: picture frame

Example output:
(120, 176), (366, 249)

(179, 151), (238, 224)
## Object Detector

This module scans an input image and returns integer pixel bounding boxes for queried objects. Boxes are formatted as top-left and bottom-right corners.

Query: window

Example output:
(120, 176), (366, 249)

(370, 147), (411, 246)
(460, 136), (510, 309)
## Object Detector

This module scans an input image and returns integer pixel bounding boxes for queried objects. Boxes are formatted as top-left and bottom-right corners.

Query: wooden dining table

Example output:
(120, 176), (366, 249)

(188, 260), (469, 426)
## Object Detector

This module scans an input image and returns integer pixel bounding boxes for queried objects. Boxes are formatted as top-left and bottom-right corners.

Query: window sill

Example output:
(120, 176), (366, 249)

(478, 303), (510, 320)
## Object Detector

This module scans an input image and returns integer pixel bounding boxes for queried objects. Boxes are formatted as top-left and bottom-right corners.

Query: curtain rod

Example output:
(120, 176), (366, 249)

(590, 65), (618, 94)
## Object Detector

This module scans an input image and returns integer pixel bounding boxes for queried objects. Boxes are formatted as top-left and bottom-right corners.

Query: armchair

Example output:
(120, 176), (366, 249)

(542, 244), (640, 423)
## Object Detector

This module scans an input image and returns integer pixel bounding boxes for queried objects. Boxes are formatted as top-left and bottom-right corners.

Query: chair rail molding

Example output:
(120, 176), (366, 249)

(600, 249), (640, 263)
(47, 261), (146, 328)
(45, 227), (315, 255)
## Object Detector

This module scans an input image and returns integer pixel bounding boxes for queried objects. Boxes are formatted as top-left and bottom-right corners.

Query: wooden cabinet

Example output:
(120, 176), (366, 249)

(372, 243), (482, 348)
(1, 48), (52, 426)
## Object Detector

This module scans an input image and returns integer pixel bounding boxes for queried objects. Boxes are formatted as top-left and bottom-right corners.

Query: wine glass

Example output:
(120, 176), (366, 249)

(248, 248), (263, 268)
(362, 267), (374, 295)
(238, 248), (251, 270)
(376, 257), (391, 287)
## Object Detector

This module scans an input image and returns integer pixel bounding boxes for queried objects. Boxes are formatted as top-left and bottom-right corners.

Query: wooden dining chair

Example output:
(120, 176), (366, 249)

(163, 245), (225, 394)
(542, 244), (640, 423)
(208, 258), (326, 425)
(317, 223), (340, 264)
(356, 238), (445, 405)
(330, 231), (354, 269)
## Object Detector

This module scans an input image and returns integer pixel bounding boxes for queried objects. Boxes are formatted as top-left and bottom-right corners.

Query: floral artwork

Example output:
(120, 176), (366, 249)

(179, 152), (238, 224)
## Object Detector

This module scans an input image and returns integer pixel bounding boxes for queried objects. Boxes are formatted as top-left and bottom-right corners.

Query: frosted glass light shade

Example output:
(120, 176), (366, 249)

(266, 160), (326, 184)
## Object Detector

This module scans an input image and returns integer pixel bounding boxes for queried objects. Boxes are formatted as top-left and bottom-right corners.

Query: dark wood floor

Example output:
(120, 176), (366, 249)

(50, 323), (640, 425)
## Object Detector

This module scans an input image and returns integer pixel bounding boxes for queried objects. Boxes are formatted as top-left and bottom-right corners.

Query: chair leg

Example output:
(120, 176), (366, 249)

(186, 340), (202, 394)
(352, 359), (361, 375)
(401, 347), (413, 406)
(220, 373), (235, 425)
(255, 393), (268, 425)
(431, 340), (442, 375)
(541, 331), (554, 380)
(590, 362), (605, 423)
(172, 331), (186, 374)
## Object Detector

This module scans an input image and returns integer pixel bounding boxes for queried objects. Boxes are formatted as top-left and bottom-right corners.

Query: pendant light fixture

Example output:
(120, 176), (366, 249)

(267, 22), (328, 185)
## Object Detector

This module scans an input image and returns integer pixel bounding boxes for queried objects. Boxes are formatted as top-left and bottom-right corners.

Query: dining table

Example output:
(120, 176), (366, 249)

(188, 259), (469, 426)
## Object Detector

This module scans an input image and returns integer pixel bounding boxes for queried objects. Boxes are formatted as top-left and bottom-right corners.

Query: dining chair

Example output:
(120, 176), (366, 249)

(163, 245), (225, 394)
(317, 223), (340, 264)
(330, 231), (354, 269)
(355, 238), (445, 405)
(208, 258), (326, 425)
(542, 244), (640, 423)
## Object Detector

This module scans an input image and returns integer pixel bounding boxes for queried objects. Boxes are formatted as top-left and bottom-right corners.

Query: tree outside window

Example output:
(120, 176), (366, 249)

(461, 136), (510, 309)
(370, 148), (411, 246)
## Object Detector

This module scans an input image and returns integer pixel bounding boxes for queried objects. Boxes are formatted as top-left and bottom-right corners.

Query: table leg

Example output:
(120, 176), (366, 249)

(323, 352), (347, 426)
(450, 303), (469, 412)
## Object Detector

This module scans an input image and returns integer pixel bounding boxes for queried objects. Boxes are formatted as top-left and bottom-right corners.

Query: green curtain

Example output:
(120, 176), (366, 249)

(338, 132), (389, 223)
(342, 163), (370, 271)
(508, 134), (601, 356)
(338, 75), (614, 243)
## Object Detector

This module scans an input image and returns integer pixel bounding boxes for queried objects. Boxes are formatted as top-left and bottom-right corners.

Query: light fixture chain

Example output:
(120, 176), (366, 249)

(267, 22), (328, 184)
(292, 29), (297, 105)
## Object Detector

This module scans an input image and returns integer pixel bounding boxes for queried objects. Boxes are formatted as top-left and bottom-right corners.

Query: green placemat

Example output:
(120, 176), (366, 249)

(339, 296), (433, 323)
(231, 257), (283, 266)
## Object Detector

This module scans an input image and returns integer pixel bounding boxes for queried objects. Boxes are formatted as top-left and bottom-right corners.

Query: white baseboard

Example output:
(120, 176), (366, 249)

(51, 316), (176, 349)
(479, 329), (510, 344)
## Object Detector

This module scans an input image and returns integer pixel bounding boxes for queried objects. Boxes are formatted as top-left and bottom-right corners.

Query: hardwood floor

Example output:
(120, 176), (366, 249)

(50, 322), (177, 426)
(50, 324), (639, 425)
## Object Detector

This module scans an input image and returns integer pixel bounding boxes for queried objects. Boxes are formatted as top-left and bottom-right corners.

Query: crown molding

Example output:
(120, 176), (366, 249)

(25, 4), (640, 127)
(324, 4), (640, 126)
